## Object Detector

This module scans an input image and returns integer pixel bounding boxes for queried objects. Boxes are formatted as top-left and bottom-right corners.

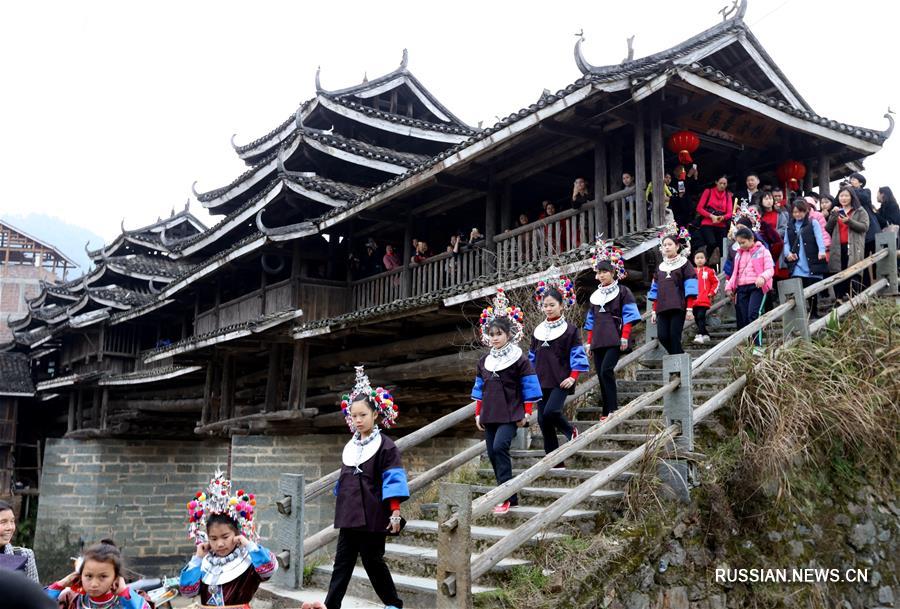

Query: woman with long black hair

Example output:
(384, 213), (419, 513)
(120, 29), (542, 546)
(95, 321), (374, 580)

(876, 186), (900, 229)
(825, 187), (870, 302)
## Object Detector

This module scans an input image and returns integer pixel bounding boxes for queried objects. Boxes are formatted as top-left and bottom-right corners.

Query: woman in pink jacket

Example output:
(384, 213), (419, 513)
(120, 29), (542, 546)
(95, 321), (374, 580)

(804, 196), (831, 252)
(725, 227), (775, 348)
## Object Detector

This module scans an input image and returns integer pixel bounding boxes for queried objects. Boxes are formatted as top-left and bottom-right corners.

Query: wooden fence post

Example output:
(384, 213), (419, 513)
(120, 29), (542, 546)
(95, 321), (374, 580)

(644, 300), (664, 360)
(777, 278), (810, 342)
(437, 483), (473, 609)
(271, 473), (305, 589)
(875, 232), (898, 295)
(660, 354), (693, 503)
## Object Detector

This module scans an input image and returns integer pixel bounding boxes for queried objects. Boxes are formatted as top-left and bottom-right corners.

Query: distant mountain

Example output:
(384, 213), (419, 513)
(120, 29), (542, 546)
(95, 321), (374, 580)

(1, 213), (105, 277)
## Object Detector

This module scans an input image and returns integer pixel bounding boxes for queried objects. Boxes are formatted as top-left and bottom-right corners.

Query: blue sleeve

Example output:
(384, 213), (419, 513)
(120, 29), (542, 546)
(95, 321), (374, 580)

(647, 280), (658, 302)
(723, 256), (734, 278)
(528, 349), (536, 364)
(119, 592), (151, 609)
(584, 308), (594, 331)
(382, 467), (410, 501)
(811, 220), (825, 255)
(45, 588), (62, 601)
(520, 373), (543, 402)
(248, 542), (278, 580)
(569, 344), (589, 372)
(333, 480), (340, 497)
(622, 302), (641, 325)
(179, 556), (203, 597)
(683, 278), (699, 298)
(471, 375), (484, 400)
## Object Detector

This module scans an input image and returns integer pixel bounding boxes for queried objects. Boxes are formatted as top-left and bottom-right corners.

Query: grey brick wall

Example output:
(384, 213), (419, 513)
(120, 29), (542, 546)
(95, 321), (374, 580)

(34, 438), (229, 581)
(33, 433), (479, 582)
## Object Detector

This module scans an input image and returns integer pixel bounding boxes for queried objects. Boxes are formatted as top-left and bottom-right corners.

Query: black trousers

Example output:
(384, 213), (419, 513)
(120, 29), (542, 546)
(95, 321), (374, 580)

(735, 285), (765, 347)
(325, 529), (403, 609)
(484, 422), (519, 505)
(699, 225), (727, 258)
(694, 306), (709, 335)
(537, 387), (574, 454)
(657, 309), (686, 355)
(592, 347), (621, 416)
(798, 276), (820, 318)
(834, 244), (864, 300)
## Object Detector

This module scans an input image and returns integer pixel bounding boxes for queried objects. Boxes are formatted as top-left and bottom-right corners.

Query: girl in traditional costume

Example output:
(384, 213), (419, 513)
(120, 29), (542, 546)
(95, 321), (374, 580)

(179, 472), (277, 608)
(584, 238), (641, 420)
(472, 288), (543, 514)
(528, 270), (589, 458)
(649, 223), (698, 355)
(318, 366), (409, 609)
(46, 540), (150, 609)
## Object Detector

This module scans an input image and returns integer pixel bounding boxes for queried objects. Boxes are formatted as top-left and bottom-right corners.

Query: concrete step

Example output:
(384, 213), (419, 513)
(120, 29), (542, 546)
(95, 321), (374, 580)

(402, 518), (567, 549)
(310, 564), (496, 608)
(476, 467), (634, 489)
(259, 582), (380, 608)
(381, 542), (531, 581)
(468, 484), (624, 508)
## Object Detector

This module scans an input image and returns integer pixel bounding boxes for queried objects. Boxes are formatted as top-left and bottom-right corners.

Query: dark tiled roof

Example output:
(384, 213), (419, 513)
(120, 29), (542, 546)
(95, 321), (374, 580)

(0, 353), (33, 395)
(32, 304), (68, 323)
(86, 210), (206, 258)
(324, 96), (478, 135)
(283, 173), (366, 201)
(681, 63), (887, 144)
(88, 286), (156, 308)
(302, 128), (430, 169)
(195, 147), (281, 203)
(233, 99), (314, 156)
(106, 254), (196, 279)
(168, 231), (265, 284)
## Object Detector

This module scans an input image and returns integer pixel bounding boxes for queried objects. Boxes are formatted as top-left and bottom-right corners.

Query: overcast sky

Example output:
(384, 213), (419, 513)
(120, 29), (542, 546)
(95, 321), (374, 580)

(1, 0), (897, 243)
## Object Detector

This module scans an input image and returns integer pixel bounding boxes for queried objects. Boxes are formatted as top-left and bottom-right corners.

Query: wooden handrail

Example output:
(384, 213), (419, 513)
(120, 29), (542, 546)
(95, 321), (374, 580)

(801, 248), (887, 298)
(495, 203), (598, 241)
(303, 442), (485, 557)
(603, 185), (636, 203)
(466, 274), (891, 584)
(351, 266), (404, 285)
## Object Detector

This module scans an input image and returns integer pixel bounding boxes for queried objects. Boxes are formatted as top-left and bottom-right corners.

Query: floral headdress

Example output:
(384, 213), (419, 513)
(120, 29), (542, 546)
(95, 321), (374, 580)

(340, 365), (398, 432)
(657, 221), (691, 254)
(534, 266), (576, 308)
(734, 205), (761, 232)
(590, 235), (627, 280)
(479, 288), (525, 346)
(187, 471), (257, 544)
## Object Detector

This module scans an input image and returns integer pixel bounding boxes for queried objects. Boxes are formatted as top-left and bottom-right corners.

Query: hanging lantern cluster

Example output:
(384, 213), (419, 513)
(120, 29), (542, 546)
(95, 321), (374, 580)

(776, 160), (807, 191)
(667, 130), (700, 165)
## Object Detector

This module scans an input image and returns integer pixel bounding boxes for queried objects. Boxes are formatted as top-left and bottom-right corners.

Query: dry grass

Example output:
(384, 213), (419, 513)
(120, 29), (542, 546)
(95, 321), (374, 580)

(733, 299), (900, 503)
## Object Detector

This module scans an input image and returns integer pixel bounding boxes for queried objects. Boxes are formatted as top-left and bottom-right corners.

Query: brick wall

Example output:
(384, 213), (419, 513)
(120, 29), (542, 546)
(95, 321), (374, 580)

(34, 438), (229, 580)
(0, 265), (57, 341)
(34, 433), (478, 581)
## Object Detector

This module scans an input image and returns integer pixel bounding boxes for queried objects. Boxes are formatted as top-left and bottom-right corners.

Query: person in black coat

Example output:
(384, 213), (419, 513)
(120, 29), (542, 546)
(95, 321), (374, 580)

(472, 289), (542, 515)
(877, 186), (900, 228)
(849, 173), (882, 286)
(529, 274), (589, 457)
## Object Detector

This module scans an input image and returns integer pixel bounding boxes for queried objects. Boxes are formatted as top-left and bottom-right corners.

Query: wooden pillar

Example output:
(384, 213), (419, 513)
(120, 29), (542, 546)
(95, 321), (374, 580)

(593, 140), (608, 239)
(214, 279), (222, 331)
(100, 389), (109, 430)
(634, 105), (648, 232)
(500, 183), (513, 232)
(201, 364), (214, 425)
(484, 184), (499, 273)
(75, 390), (84, 432)
(818, 151), (831, 197)
(804, 161), (814, 195)
(67, 392), (76, 433)
(220, 354), (235, 422)
(264, 345), (283, 413)
(91, 389), (100, 429)
(609, 134), (623, 197)
(287, 342), (310, 410)
(649, 98), (666, 228)
(401, 215), (413, 298)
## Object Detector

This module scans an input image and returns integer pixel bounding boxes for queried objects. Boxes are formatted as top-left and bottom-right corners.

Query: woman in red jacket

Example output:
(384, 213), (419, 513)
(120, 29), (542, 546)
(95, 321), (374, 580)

(695, 175), (734, 260)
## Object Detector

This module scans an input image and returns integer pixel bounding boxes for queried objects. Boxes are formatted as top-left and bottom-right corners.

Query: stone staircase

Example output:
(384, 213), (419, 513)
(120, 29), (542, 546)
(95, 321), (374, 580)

(297, 314), (771, 607)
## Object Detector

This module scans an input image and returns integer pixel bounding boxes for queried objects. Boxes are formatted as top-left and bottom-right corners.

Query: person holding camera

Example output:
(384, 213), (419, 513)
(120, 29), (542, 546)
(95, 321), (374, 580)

(826, 186), (870, 302)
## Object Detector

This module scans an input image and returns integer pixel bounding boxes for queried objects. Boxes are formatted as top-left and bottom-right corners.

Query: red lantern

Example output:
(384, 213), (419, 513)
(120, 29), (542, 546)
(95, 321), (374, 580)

(667, 130), (700, 165)
(776, 160), (806, 191)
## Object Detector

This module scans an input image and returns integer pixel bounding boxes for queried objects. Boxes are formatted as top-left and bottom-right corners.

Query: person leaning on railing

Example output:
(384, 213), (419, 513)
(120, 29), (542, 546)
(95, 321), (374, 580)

(826, 187), (870, 304)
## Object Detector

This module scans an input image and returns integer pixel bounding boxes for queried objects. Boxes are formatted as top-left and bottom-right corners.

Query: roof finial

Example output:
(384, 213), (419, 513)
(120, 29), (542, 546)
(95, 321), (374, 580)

(148, 278), (161, 295)
(170, 207), (175, 218)
(192, 180), (201, 198)
(230, 133), (240, 151)
(884, 107), (895, 138)
(120, 218), (126, 233)
(84, 241), (94, 258)
(184, 198), (190, 211)
(362, 72), (368, 84)
(574, 30), (597, 75)
(315, 66), (323, 92)
(621, 35), (635, 63)
(255, 208), (272, 235)
(276, 145), (287, 175)
(400, 48), (408, 70)
(719, 0), (741, 21)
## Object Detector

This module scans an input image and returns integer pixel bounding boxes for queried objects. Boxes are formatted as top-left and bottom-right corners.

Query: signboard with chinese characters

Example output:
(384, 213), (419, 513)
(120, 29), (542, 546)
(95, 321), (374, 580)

(679, 104), (778, 149)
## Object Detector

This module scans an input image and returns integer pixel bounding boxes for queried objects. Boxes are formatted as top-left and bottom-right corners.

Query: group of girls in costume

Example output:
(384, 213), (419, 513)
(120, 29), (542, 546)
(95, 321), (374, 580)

(42, 226), (708, 609)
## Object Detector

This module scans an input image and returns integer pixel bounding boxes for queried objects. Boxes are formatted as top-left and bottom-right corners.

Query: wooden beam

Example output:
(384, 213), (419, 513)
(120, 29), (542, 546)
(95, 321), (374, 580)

(287, 342), (309, 410)
(309, 330), (470, 369)
(649, 96), (666, 227)
(100, 389), (109, 430)
(109, 398), (206, 413)
(634, 104), (648, 231)
(434, 174), (489, 192)
(263, 345), (282, 413)
(538, 119), (602, 139)
(201, 364), (214, 425)
(220, 354), (235, 421)
(67, 393), (75, 433)
(306, 350), (480, 391)
(818, 150), (831, 197)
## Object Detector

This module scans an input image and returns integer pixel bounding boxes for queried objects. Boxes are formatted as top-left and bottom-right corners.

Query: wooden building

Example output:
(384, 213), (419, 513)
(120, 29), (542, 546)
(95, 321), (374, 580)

(5, 4), (893, 442)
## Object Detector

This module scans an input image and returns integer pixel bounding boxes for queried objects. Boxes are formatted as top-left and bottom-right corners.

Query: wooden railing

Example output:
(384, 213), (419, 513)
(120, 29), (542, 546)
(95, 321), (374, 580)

(195, 278), (293, 335)
(410, 246), (486, 297)
(607, 185), (640, 238)
(438, 234), (897, 600)
(495, 203), (597, 272)
(351, 267), (403, 309)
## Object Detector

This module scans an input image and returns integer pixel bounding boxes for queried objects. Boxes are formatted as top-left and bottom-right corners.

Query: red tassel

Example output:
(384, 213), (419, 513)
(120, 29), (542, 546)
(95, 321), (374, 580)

(678, 150), (693, 165)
